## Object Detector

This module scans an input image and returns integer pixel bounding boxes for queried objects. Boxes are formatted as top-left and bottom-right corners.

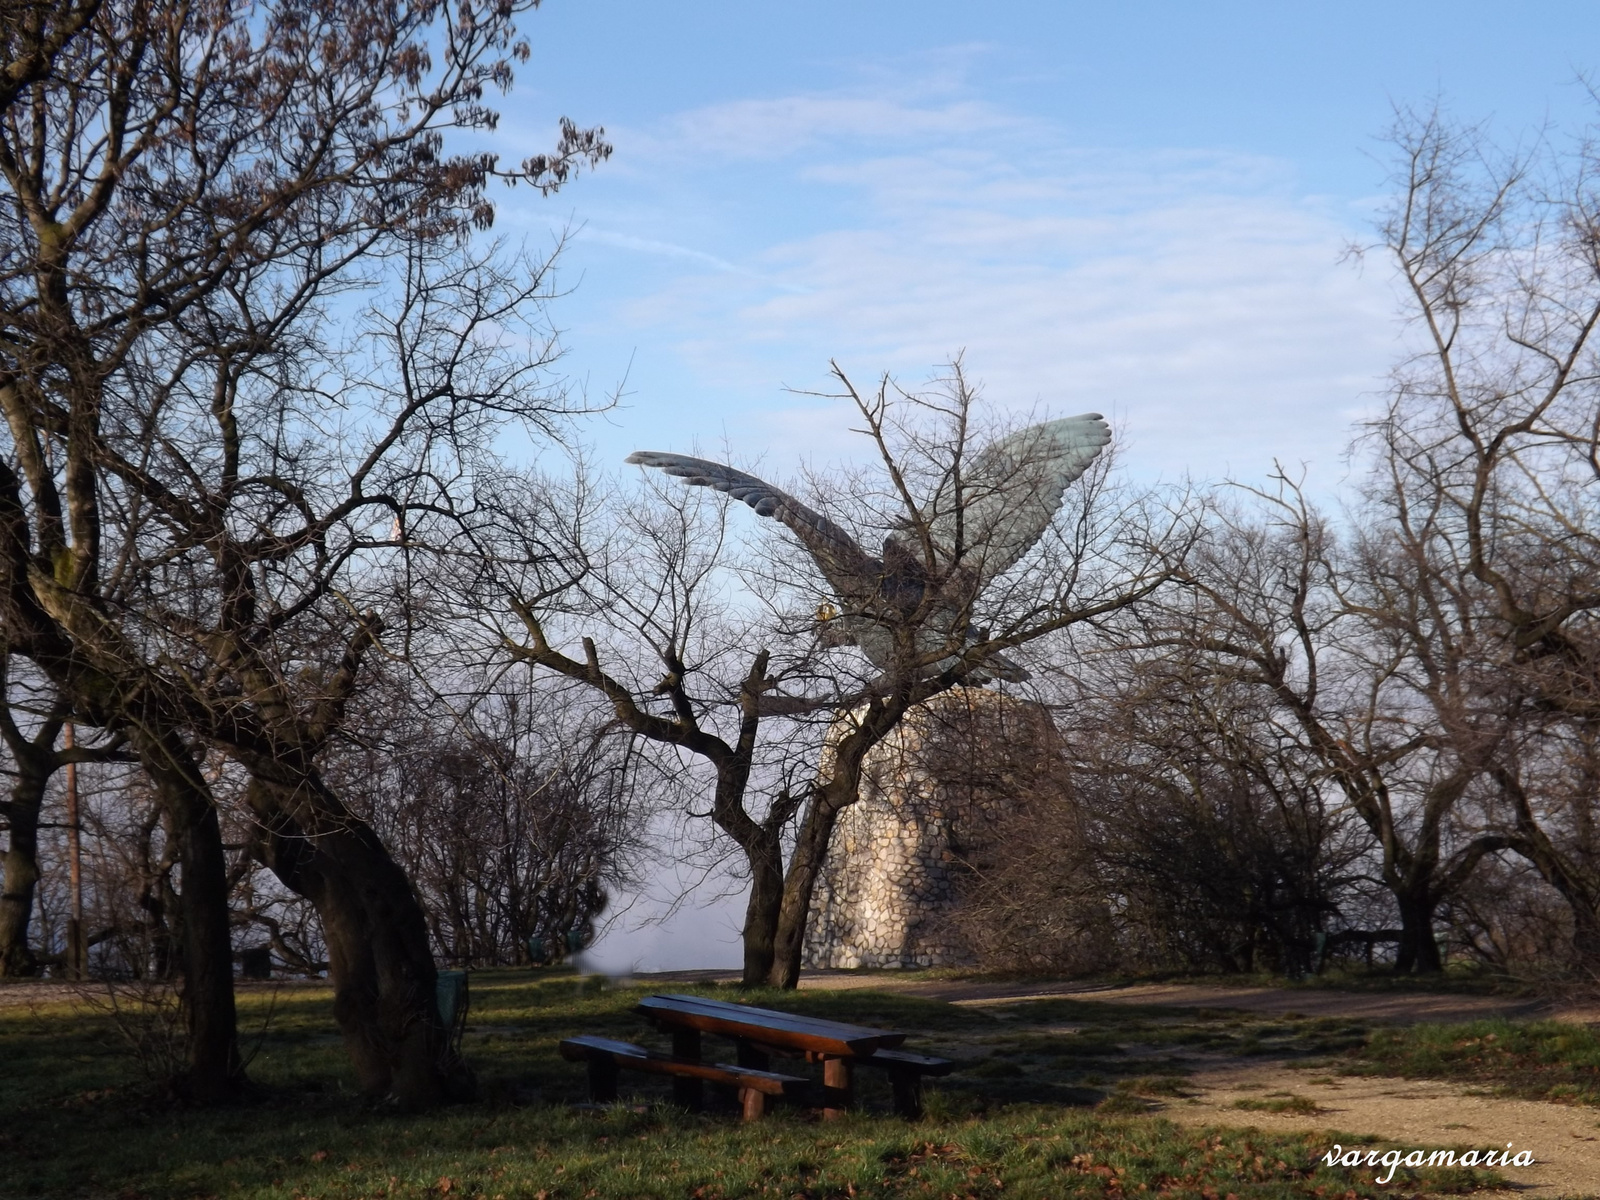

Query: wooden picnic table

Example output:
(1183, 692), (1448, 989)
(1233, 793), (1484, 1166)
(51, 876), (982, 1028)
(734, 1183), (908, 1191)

(635, 993), (909, 1117)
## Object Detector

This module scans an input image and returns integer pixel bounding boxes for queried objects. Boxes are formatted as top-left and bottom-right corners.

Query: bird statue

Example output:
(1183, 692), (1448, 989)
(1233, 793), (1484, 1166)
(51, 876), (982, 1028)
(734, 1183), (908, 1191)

(627, 414), (1111, 681)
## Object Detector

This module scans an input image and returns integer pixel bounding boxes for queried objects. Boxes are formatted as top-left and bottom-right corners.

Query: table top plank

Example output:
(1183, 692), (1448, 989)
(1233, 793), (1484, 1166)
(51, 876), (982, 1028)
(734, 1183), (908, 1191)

(636, 993), (906, 1057)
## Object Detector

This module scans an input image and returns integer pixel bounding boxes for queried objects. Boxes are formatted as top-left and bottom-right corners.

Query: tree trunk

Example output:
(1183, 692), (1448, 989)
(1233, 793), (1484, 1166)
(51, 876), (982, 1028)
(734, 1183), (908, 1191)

(246, 775), (471, 1108)
(739, 828), (784, 987)
(768, 777), (860, 989)
(1392, 889), (1442, 974)
(136, 731), (244, 1101)
(767, 697), (910, 989)
(0, 770), (43, 976)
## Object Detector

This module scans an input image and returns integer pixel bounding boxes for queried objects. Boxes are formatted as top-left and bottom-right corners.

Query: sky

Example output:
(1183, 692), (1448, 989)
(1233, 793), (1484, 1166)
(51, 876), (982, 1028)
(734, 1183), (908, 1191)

(479, 1), (1600, 971)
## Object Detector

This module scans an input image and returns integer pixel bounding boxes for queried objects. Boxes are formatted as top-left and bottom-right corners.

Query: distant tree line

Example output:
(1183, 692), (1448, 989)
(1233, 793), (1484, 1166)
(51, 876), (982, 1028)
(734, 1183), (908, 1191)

(920, 111), (1600, 984)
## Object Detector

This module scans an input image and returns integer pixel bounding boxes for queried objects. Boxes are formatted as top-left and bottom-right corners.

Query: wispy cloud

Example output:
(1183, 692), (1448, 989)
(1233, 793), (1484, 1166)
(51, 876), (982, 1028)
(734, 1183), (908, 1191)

(520, 58), (1408, 496)
(610, 122), (1400, 486)
(576, 227), (793, 283)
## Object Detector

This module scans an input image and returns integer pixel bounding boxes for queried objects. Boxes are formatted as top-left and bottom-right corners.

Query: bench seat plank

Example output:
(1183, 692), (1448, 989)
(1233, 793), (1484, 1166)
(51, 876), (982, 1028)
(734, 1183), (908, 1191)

(559, 1035), (810, 1118)
(859, 1048), (956, 1076)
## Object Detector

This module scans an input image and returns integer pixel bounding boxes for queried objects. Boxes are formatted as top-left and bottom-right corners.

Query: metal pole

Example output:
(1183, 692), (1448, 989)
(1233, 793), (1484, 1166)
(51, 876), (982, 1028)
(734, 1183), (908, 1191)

(64, 721), (85, 978)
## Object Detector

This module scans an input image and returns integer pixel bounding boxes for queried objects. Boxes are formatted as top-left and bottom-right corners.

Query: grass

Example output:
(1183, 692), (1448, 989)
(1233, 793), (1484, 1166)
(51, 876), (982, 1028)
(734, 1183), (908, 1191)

(0, 969), (1505, 1199)
(1347, 1017), (1600, 1106)
(1230, 1095), (1324, 1116)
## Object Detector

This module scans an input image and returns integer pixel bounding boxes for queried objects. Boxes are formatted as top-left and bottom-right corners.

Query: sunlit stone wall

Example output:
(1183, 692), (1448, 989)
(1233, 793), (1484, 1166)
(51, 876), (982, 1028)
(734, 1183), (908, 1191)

(804, 690), (1045, 969)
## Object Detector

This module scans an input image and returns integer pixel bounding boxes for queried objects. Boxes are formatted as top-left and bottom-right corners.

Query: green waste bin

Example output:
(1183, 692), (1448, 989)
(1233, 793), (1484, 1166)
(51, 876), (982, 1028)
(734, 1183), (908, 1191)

(436, 970), (469, 1053)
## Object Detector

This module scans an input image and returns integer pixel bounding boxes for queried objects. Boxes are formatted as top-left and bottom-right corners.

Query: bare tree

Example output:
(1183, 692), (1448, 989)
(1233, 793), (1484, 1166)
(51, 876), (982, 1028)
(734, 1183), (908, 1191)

(0, 652), (128, 975)
(1152, 478), (1509, 971)
(1362, 107), (1600, 975)
(336, 678), (636, 969)
(0, 0), (608, 1102)
(491, 362), (1188, 987)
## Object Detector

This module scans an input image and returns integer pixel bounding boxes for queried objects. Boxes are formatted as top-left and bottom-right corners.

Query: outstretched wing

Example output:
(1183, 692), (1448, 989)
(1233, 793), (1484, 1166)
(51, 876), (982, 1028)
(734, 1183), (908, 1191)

(626, 451), (882, 598)
(923, 414), (1111, 583)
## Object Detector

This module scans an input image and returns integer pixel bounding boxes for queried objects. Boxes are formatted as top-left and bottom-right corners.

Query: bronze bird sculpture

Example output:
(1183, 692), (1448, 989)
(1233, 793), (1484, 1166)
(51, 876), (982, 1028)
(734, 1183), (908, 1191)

(627, 414), (1111, 681)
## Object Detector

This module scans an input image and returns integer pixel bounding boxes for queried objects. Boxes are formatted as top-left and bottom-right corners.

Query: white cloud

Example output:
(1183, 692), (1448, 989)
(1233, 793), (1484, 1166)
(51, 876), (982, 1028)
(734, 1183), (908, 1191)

(607, 122), (1403, 487)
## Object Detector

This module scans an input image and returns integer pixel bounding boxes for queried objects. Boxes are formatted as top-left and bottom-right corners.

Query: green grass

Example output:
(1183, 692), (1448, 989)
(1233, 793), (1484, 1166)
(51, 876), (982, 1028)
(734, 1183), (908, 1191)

(1231, 1095), (1323, 1116)
(0, 970), (1502, 1199)
(1348, 1017), (1600, 1105)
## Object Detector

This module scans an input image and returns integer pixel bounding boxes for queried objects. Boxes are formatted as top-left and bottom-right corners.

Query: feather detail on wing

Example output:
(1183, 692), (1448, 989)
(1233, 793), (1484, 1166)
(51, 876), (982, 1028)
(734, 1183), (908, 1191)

(923, 414), (1111, 583)
(625, 451), (882, 597)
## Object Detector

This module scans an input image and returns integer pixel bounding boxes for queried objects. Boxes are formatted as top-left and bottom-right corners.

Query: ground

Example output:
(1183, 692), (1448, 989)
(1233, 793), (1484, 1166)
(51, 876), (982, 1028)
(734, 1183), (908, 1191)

(0, 968), (1594, 1199)
(657, 970), (1600, 1196)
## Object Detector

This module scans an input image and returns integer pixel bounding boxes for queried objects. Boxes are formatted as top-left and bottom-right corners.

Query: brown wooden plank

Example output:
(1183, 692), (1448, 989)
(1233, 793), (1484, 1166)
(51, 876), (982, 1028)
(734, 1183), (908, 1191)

(858, 1048), (956, 1076)
(636, 994), (905, 1057)
(821, 1057), (853, 1119)
(558, 1036), (809, 1096)
(647, 993), (899, 1040)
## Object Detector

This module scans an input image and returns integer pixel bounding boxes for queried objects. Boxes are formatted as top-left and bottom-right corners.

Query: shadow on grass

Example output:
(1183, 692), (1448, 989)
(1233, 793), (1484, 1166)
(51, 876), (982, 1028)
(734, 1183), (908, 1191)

(0, 968), (1506, 1200)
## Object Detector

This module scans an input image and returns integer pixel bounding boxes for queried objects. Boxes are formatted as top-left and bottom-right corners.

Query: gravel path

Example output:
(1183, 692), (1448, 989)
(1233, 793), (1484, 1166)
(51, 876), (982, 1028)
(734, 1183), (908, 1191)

(644, 969), (1572, 1024)
(1166, 1058), (1600, 1198)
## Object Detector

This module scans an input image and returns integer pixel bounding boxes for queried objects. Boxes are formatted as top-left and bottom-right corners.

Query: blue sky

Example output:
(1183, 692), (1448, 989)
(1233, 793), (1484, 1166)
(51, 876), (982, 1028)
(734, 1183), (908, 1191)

(481, 2), (1600, 969)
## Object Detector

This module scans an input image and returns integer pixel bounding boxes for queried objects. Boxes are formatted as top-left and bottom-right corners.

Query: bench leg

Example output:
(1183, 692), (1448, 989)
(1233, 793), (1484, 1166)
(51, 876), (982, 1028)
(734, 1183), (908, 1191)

(822, 1058), (853, 1119)
(888, 1066), (923, 1119)
(586, 1056), (618, 1103)
(738, 1086), (767, 1121)
(671, 1028), (703, 1111)
(735, 1039), (770, 1072)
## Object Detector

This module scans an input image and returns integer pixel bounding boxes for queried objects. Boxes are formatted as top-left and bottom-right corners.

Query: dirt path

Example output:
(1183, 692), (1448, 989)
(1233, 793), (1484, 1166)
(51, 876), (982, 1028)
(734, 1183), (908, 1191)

(781, 972), (1578, 1024)
(1163, 1058), (1600, 1197)
(658, 971), (1600, 1193)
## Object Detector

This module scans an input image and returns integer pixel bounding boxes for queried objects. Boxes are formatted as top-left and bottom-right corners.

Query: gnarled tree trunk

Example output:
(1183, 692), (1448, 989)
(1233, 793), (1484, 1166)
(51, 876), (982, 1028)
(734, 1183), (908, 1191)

(1392, 889), (1443, 975)
(133, 729), (244, 1101)
(0, 778), (42, 976)
(246, 776), (471, 1108)
(768, 696), (907, 989)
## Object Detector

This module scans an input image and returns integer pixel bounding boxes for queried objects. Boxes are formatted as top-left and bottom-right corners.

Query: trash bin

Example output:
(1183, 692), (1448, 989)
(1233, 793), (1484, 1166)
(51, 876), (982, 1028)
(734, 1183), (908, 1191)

(435, 969), (469, 1053)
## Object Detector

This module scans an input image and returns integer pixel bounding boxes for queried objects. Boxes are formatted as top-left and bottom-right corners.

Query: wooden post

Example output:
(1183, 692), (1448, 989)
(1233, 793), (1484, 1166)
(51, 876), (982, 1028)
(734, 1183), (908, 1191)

(671, 1027), (703, 1110)
(63, 722), (85, 979)
(822, 1057), (853, 1118)
(586, 1055), (618, 1103)
(888, 1065), (922, 1118)
(735, 1039), (770, 1071)
(739, 1086), (766, 1121)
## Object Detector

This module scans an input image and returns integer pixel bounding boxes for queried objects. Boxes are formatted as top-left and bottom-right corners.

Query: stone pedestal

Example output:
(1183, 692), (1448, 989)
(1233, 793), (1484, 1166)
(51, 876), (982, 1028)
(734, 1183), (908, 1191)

(804, 689), (1052, 969)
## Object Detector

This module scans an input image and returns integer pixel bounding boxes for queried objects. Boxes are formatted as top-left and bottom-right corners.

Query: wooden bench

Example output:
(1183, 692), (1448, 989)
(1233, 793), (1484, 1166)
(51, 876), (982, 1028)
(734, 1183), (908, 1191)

(856, 1047), (956, 1119)
(559, 1035), (811, 1120)
(635, 994), (954, 1118)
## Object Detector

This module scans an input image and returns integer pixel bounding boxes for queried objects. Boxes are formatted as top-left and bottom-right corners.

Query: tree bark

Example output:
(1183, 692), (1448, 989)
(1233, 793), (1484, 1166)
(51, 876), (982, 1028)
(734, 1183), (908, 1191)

(767, 697), (904, 989)
(768, 781), (853, 989)
(134, 730), (244, 1101)
(739, 828), (784, 986)
(1392, 889), (1443, 974)
(0, 771), (43, 976)
(246, 775), (471, 1108)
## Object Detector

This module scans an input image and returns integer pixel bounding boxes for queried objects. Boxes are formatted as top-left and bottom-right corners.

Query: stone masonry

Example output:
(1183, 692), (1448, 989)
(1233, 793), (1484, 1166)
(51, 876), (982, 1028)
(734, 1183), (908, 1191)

(804, 689), (1051, 969)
